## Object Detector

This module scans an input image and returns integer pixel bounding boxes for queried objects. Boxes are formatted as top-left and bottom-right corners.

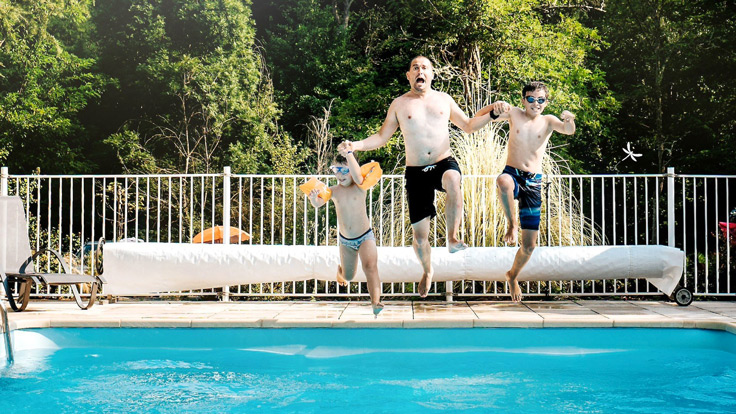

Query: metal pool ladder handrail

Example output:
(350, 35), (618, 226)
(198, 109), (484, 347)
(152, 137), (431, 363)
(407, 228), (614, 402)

(1, 299), (13, 365)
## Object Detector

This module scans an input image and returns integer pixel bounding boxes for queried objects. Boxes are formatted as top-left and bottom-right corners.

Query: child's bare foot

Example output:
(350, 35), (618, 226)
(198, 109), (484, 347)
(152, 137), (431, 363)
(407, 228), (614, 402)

(448, 240), (468, 253)
(418, 268), (434, 298)
(505, 271), (522, 302)
(336, 265), (347, 287)
(372, 302), (384, 319)
(503, 225), (518, 245)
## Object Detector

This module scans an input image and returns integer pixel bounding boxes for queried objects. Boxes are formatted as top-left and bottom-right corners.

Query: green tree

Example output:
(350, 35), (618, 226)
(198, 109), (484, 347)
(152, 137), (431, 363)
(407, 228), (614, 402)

(256, 0), (617, 172)
(391, 0), (617, 172)
(596, 0), (736, 173)
(94, 0), (304, 174)
(0, 0), (108, 173)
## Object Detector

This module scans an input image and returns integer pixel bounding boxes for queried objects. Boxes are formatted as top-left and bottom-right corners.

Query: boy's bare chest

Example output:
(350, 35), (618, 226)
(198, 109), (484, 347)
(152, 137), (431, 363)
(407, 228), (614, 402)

(511, 118), (550, 142)
(333, 188), (365, 206)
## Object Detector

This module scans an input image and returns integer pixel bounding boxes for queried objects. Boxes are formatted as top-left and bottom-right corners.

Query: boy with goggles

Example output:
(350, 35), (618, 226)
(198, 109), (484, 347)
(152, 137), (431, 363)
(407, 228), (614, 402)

(476, 81), (576, 302)
(309, 146), (384, 316)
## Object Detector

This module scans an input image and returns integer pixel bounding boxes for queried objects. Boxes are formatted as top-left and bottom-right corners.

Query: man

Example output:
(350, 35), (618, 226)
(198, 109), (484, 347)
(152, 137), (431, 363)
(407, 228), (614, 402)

(339, 56), (494, 297)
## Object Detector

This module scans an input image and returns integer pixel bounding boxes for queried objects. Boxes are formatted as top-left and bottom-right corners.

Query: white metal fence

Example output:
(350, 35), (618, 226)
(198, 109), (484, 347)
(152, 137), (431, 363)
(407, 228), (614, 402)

(1, 166), (734, 300)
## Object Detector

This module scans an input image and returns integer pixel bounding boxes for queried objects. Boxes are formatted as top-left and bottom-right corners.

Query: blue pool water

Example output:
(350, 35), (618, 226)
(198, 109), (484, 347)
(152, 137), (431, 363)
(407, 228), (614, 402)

(1, 328), (735, 413)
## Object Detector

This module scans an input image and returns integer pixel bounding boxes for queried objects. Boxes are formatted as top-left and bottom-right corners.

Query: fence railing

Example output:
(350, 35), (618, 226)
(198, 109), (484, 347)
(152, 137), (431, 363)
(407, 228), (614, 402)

(1, 166), (734, 300)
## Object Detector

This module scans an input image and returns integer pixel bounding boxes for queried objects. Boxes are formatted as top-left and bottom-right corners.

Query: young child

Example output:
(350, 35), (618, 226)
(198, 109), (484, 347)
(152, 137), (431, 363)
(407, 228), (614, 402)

(307, 146), (384, 316)
(477, 81), (576, 302)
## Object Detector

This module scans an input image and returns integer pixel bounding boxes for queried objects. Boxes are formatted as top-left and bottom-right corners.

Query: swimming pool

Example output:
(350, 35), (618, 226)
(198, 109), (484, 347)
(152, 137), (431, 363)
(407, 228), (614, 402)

(2, 328), (735, 413)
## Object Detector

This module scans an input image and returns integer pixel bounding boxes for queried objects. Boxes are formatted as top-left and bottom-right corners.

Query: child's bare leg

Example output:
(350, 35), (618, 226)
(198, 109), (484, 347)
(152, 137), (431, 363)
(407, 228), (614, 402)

(411, 218), (434, 297)
(505, 229), (537, 302)
(442, 170), (467, 253)
(338, 244), (360, 285)
(358, 239), (383, 316)
(497, 173), (518, 245)
(336, 265), (347, 286)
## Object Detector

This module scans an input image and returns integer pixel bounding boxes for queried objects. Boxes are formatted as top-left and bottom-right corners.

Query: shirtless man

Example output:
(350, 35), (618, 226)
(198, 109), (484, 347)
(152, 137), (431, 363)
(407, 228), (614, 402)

(476, 81), (576, 302)
(339, 56), (494, 297)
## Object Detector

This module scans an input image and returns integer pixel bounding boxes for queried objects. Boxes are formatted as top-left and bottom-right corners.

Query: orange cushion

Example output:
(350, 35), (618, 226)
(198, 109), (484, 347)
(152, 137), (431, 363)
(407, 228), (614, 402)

(357, 161), (382, 190)
(299, 177), (332, 201)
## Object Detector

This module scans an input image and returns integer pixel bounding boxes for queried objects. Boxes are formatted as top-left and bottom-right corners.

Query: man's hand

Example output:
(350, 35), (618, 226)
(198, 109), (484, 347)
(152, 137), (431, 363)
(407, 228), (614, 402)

(338, 141), (355, 156)
(492, 101), (511, 116)
(560, 110), (575, 122)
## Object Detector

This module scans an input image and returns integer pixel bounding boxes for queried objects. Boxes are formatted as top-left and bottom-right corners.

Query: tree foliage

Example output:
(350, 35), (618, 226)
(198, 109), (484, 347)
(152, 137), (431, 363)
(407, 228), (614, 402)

(0, 0), (108, 173)
(595, 0), (736, 173)
(94, 0), (304, 174)
(0, 0), (732, 175)
(256, 0), (618, 172)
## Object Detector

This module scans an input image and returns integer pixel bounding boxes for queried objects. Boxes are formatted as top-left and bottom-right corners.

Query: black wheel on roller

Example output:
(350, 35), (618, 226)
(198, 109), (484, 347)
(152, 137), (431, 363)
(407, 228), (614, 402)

(672, 286), (693, 306)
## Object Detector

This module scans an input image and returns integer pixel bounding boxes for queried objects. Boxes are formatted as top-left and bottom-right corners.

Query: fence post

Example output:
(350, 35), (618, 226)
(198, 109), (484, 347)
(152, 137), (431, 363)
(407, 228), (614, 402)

(221, 166), (231, 302)
(667, 167), (675, 247)
(1, 167), (7, 196)
(0, 167), (6, 297)
(445, 281), (454, 302)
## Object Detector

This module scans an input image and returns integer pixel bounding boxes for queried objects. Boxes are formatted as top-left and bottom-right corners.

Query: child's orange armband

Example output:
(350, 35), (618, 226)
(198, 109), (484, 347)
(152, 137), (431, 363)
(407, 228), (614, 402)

(357, 161), (382, 190)
(299, 177), (332, 201)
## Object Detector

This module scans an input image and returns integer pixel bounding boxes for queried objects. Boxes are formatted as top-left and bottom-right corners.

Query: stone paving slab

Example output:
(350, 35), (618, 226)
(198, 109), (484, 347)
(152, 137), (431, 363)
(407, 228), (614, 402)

(4, 300), (736, 332)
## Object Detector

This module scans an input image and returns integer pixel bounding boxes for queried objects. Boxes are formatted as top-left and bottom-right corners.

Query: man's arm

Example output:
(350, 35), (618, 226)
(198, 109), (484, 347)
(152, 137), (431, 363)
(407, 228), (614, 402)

(548, 110), (576, 135)
(449, 99), (484, 134)
(451, 100), (511, 134)
(475, 101), (512, 123)
(347, 100), (400, 153)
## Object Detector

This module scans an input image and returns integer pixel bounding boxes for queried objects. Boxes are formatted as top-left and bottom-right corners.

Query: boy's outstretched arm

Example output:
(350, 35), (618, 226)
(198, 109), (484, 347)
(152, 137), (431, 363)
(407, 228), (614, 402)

(340, 143), (364, 186)
(549, 110), (576, 135)
(308, 188), (327, 208)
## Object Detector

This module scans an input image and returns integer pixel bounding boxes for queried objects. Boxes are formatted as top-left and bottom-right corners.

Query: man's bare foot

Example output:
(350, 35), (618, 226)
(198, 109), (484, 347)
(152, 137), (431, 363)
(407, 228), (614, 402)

(503, 225), (518, 245)
(448, 240), (468, 253)
(418, 269), (434, 298)
(336, 265), (347, 287)
(372, 302), (384, 319)
(505, 271), (522, 302)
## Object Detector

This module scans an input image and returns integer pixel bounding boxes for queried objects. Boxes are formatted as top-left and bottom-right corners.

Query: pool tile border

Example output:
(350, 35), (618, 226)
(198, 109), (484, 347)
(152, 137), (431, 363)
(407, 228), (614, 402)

(5, 301), (736, 335)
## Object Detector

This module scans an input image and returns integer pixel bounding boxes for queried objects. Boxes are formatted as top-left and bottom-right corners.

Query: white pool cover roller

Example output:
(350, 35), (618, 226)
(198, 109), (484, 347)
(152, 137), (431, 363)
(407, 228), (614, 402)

(103, 243), (684, 296)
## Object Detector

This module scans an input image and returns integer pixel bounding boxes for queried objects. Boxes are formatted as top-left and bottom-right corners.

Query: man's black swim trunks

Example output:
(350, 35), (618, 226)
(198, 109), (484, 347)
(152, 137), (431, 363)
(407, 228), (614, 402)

(404, 156), (462, 224)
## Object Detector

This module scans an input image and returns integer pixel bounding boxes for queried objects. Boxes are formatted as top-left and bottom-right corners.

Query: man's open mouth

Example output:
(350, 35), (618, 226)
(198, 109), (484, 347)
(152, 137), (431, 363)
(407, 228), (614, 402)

(416, 77), (425, 84)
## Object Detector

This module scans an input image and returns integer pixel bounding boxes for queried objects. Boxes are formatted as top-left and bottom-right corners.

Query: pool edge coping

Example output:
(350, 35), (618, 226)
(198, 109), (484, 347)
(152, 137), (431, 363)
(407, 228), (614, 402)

(7, 318), (736, 334)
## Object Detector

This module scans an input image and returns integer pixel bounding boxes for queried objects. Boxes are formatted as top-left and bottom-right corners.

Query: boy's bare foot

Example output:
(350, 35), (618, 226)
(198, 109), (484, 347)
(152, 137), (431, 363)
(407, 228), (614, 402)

(505, 271), (522, 302)
(418, 268), (434, 298)
(503, 225), (518, 245)
(448, 240), (468, 253)
(372, 302), (384, 319)
(336, 265), (347, 287)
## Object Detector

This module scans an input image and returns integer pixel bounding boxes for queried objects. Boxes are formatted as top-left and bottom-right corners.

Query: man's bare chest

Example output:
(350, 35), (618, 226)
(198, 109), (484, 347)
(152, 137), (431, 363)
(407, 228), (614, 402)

(397, 100), (449, 126)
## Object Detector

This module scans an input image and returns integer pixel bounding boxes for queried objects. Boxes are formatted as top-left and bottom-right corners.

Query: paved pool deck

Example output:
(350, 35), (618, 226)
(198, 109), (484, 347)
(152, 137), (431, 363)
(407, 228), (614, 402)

(5, 300), (736, 333)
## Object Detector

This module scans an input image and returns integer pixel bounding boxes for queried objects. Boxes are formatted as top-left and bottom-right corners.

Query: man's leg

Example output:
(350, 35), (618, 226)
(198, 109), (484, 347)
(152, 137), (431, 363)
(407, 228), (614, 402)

(497, 173), (518, 245)
(505, 229), (537, 302)
(442, 170), (467, 253)
(412, 217), (434, 297)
